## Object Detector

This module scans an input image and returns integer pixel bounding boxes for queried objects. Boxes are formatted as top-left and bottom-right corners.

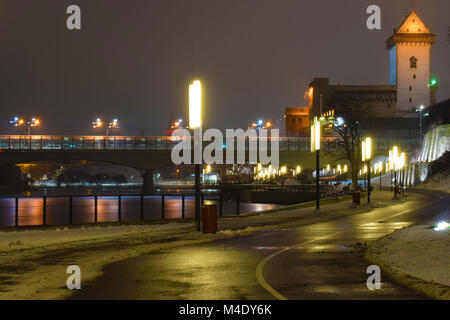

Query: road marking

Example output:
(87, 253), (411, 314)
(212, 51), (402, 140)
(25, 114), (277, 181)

(256, 193), (444, 300)
(255, 230), (348, 300)
(378, 195), (442, 221)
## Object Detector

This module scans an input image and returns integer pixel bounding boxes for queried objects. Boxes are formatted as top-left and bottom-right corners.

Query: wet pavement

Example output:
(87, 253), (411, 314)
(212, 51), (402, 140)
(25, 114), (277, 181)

(72, 189), (448, 299)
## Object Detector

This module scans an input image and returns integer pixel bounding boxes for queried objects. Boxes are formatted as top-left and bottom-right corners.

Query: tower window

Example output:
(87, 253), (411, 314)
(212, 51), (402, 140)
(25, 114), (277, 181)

(409, 86), (412, 91)
(413, 74), (416, 79)
(410, 56), (417, 69)
(409, 98), (412, 103)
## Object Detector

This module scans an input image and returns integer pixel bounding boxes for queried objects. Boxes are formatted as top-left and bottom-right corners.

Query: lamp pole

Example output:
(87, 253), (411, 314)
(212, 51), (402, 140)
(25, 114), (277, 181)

(379, 164), (382, 191)
(195, 162), (201, 231)
(189, 80), (202, 232)
(311, 117), (321, 210)
(394, 168), (397, 198)
(392, 146), (398, 199)
(316, 150), (320, 209)
(362, 137), (372, 203)
(367, 162), (371, 203)
(417, 105), (424, 138)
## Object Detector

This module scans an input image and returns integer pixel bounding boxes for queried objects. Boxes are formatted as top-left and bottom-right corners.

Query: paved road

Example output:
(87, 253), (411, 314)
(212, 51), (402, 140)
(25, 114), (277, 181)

(72, 189), (448, 300)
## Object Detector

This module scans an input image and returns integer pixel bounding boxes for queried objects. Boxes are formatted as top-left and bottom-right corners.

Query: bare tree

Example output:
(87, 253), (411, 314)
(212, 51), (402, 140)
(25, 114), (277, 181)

(329, 100), (373, 192)
(112, 174), (127, 188)
(90, 173), (110, 189)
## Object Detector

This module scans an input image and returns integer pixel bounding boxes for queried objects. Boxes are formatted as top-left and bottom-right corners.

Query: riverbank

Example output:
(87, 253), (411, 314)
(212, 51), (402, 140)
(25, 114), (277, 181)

(0, 191), (410, 299)
(365, 223), (450, 300)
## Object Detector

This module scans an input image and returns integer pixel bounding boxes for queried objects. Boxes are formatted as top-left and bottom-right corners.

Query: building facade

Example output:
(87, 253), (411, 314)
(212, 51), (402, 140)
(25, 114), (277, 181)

(387, 10), (435, 115)
(305, 10), (436, 122)
(285, 107), (310, 136)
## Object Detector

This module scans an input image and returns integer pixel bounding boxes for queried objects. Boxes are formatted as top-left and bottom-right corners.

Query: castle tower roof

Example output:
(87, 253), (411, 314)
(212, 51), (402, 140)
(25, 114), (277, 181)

(386, 10), (435, 48)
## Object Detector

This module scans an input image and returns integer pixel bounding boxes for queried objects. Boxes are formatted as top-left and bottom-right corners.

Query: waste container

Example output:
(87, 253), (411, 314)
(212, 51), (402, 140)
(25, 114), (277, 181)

(352, 192), (361, 205)
(202, 204), (217, 233)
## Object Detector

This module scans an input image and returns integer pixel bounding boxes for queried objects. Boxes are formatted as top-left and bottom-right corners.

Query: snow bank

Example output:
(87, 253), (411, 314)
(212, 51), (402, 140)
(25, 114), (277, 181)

(417, 171), (450, 194)
(366, 224), (450, 299)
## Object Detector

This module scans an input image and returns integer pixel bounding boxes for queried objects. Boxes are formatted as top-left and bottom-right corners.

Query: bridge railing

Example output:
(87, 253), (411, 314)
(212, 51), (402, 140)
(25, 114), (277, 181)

(0, 135), (418, 152)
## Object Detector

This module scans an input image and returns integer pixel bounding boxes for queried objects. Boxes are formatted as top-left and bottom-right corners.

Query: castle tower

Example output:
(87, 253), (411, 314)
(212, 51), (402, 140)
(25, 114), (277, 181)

(387, 10), (435, 115)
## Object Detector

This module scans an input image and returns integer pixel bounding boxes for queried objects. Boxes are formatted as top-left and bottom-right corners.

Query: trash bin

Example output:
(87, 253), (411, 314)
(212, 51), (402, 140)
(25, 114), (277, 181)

(352, 192), (361, 205)
(202, 204), (217, 233)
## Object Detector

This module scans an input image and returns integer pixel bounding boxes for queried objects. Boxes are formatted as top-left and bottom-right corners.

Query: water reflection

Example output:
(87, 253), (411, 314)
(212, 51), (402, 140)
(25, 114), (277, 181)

(0, 196), (281, 227)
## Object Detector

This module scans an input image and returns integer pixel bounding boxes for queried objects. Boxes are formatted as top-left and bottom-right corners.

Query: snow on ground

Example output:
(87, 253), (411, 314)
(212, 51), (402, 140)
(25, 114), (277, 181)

(415, 168), (450, 194)
(366, 224), (450, 300)
(0, 191), (407, 299)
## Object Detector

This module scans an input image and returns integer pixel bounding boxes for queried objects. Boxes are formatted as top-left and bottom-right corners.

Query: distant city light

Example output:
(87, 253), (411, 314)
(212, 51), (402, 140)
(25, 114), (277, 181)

(428, 78), (438, 86)
(434, 221), (449, 231)
(10, 116), (24, 126)
(335, 117), (345, 126)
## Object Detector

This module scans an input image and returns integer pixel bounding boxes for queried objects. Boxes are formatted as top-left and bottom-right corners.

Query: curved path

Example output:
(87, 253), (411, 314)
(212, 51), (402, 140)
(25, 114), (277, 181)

(72, 189), (448, 299)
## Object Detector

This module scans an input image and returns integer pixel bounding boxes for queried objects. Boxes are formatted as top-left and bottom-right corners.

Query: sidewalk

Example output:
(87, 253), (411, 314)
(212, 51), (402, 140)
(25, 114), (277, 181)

(365, 189), (450, 300)
(0, 190), (408, 299)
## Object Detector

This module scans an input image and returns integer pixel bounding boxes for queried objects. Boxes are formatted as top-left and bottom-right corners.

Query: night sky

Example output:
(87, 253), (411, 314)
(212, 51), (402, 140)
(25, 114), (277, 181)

(0, 0), (448, 135)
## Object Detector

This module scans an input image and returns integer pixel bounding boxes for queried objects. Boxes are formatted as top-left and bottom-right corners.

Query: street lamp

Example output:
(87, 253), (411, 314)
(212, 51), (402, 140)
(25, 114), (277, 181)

(362, 137), (372, 203)
(189, 80), (202, 232)
(415, 105), (424, 138)
(311, 116), (321, 210)
(92, 118), (119, 136)
(10, 116), (40, 135)
(326, 164), (331, 185)
(377, 162), (383, 190)
(389, 146), (399, 198)
(398, 152), (406, 192)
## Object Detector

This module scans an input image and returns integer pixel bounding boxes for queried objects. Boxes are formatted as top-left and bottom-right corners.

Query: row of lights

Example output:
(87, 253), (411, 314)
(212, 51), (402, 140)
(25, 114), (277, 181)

(311, 115), (410, 206)
(10, 116), (120, 136)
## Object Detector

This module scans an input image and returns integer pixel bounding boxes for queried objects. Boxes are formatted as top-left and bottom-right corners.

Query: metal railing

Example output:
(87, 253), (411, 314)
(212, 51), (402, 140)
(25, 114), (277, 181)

(0, 191), (279, 228)
(0, 135), (418, 152)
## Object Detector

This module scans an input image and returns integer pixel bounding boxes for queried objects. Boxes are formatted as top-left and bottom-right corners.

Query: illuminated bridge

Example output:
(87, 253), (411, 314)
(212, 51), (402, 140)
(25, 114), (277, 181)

(0, 135), (418, 153)
(0, 135), (419, 193)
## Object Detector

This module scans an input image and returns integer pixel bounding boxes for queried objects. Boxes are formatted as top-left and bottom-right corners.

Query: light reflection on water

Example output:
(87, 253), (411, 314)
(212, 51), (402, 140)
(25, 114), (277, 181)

(0, 196), (281, 227)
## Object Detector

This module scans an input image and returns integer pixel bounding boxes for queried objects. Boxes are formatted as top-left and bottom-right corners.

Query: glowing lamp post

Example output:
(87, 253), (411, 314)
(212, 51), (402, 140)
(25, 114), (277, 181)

(362, 137), (372, 203)
(390, 146), (399, 198)
(311, 116), (321, 210)
(10, 116), (40, 135)
(416, 105), (424, 138)
(189, 80), (202, 232)
(92, 118), (119, 136)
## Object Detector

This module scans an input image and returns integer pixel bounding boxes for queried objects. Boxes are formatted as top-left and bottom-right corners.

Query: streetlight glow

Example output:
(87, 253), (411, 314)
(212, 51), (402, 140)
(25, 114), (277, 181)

(189, 80), (202, 129)
(362, 137), (372, 161)
(362, 137), (373, 203)
(311, 116), (320, 152)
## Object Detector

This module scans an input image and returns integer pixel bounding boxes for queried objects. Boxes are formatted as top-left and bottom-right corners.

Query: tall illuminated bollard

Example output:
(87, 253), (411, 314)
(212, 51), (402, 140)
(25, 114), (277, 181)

(390, 146), (399, 198)
(311, 117), (321, 210)
(189, 80), (202, 232)
(362, 137), (372, 203)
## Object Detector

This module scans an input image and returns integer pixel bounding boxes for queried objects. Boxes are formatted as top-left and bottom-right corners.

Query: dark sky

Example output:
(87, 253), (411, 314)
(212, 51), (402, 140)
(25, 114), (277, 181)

(0, 0), (448, 135)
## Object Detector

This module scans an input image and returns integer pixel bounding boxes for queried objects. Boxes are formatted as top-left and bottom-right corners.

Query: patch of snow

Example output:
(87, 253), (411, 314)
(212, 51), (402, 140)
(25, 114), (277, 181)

(366, 224), (450, 299)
